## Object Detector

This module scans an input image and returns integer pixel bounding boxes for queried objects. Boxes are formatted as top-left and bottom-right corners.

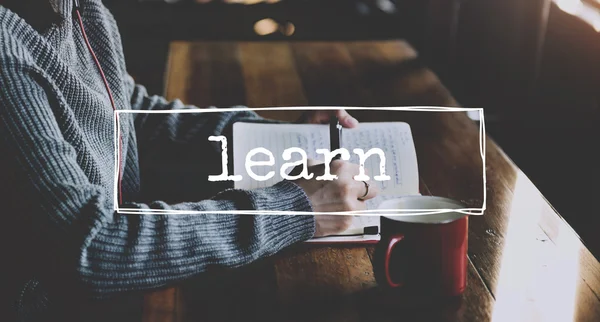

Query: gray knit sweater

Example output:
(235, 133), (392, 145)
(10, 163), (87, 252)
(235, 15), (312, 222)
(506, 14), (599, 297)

(0, 1), (315, 320)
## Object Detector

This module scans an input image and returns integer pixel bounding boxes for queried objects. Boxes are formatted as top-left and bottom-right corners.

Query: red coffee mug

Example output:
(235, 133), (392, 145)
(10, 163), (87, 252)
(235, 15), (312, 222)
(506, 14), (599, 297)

(373, 196), (469, 297)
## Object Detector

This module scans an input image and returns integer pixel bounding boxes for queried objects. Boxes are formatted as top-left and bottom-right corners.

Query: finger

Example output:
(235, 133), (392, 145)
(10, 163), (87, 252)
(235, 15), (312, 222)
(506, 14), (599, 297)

(336, 110), (359, 128)
(354, 179), (379, 201)
(337, 215), (354, 230)
(330, 160), (359, 178)
(347, 200), (367, 211)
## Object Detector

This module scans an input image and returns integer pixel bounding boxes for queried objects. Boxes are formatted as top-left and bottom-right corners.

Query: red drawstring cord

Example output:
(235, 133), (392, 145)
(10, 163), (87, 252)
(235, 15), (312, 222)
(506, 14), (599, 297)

(74, 9), (123, 206)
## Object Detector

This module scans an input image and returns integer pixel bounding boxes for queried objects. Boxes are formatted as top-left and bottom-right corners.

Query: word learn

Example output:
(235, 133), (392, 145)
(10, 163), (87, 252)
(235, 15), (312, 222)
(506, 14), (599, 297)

(207, 136), (391, 182)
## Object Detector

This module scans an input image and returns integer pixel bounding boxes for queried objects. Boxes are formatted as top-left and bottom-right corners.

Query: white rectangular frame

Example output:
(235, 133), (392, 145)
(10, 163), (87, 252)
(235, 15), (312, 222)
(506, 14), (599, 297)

(114, 106), (486, 216)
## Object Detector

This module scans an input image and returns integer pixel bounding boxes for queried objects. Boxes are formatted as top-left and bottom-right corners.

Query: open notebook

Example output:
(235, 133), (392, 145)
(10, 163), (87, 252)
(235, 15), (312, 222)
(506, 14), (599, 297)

(232, 122), (419, 243)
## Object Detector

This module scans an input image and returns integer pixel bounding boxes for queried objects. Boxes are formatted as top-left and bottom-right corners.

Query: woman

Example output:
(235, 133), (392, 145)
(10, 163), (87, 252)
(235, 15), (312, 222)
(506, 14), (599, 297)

(0, 1), (377, 321)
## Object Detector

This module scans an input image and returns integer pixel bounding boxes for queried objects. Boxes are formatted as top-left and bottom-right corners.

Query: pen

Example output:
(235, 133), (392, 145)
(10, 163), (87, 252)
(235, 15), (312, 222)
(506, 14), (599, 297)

(311, 226), (379, 238)
(330, 114), (342, 160)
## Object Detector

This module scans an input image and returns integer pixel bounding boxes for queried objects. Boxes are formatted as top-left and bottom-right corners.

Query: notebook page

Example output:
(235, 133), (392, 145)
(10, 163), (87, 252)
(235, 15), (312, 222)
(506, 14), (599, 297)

(341, 122), (420, 209)
(232, 122), (418, 243)
(343, 122), (418, 194)
(233, 122), (418, 196)
(233, 123), (328, 190)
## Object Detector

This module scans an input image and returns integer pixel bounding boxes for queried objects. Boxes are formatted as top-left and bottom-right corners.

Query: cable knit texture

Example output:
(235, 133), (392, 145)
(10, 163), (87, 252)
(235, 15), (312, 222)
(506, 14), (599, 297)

(0, 1), (315, 321)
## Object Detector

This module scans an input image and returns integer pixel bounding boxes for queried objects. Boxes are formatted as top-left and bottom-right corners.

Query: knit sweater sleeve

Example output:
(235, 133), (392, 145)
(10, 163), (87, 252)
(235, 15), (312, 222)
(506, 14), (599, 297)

(0, 63), (315, 298)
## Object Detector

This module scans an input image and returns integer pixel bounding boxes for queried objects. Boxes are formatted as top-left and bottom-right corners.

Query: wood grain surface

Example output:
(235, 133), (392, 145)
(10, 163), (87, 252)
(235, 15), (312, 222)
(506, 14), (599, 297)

(137, 40), (600, 322)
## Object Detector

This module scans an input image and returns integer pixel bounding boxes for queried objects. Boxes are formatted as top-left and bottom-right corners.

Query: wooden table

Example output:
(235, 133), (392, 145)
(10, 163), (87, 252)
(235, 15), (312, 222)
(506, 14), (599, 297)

(137, 41), (600, 322)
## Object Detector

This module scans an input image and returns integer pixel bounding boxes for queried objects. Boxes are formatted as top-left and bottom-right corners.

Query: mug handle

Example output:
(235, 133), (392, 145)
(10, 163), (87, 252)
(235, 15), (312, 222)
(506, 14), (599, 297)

(384, 234), (405, 288)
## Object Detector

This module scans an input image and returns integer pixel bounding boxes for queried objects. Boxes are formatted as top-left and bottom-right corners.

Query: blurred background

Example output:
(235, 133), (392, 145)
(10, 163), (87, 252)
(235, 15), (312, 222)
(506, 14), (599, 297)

(104, 0), (599, 250)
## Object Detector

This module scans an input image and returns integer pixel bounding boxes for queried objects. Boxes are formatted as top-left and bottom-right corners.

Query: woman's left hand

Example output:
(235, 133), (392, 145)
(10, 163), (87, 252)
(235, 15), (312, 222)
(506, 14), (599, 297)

(298, 110), (359, 128)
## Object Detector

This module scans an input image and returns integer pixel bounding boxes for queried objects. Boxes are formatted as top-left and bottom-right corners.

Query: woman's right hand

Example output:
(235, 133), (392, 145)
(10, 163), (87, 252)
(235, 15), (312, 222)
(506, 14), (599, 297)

(292, 160), (379, 237)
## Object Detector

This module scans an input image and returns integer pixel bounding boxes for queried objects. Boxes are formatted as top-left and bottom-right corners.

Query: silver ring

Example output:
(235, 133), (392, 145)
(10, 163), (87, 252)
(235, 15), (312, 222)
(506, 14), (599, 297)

(358, 181), (369, 201)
